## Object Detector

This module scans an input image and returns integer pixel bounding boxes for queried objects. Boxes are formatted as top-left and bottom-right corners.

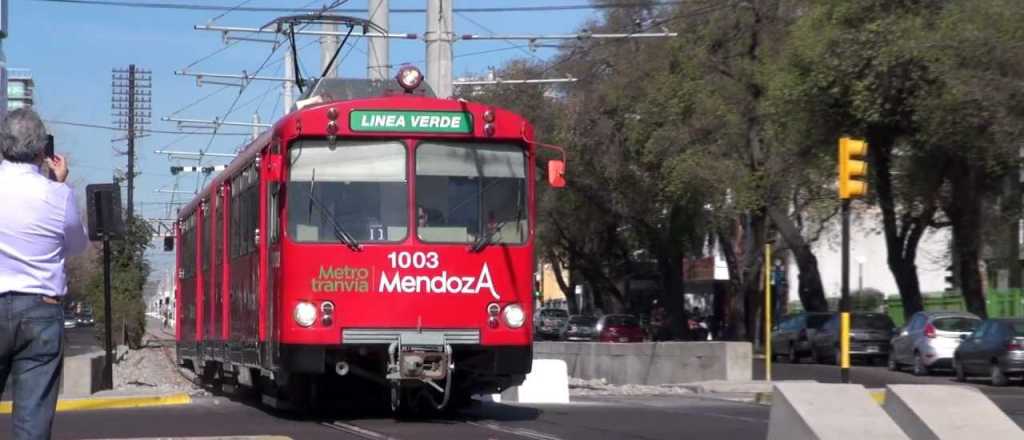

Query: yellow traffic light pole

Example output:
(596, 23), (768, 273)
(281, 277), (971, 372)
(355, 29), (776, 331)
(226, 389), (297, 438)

(838, 137), (868, 384)
(765, 243), (772, 382)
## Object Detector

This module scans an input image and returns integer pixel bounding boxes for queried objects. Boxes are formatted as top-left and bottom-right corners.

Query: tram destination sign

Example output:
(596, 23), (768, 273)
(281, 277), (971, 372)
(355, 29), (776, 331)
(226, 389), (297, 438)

(350, 110), (472, 134)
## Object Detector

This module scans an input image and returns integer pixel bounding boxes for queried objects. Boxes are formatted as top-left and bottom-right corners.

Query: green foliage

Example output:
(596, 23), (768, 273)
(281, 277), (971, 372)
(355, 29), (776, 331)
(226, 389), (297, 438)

(85, 216), (153, 349)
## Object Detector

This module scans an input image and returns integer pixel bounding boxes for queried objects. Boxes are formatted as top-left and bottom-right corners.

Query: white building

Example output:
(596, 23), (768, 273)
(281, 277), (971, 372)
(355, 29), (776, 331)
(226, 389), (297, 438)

(784, 206), (951, 301)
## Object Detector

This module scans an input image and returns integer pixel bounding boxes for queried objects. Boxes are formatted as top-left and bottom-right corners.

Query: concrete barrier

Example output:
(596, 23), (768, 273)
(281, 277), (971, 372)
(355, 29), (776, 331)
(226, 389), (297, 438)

(60, 351), (105, 397)
(533, 342), (751, 385)
(883, 384), (1024, 440)
(496, 359), (570, 404)
(767, 382), (909, 440)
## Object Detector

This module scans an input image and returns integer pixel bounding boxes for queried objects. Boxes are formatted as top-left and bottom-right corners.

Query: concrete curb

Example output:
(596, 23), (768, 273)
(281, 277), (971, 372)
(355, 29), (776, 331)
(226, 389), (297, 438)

(0, 393), (191, 414)
(729, 388), (886, 406)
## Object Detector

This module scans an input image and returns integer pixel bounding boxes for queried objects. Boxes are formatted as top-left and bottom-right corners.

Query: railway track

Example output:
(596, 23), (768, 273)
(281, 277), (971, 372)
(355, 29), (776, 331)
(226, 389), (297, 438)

(320, 417), (566, 440)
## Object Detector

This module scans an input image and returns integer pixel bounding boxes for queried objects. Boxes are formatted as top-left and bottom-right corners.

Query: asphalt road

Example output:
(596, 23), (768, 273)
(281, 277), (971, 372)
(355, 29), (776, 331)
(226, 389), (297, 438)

(0, 394), (770, 439)
(64, 325), (101, 357)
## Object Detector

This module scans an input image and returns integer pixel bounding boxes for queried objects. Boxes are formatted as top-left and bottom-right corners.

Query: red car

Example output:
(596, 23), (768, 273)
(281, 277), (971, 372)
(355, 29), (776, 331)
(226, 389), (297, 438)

(598, 314), (647, 342)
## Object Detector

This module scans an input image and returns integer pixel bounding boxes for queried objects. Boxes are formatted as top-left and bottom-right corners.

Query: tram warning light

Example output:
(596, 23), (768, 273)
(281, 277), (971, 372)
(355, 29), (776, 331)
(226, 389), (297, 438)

(838, 137), (868, 199)
(396, 65), (424, 93)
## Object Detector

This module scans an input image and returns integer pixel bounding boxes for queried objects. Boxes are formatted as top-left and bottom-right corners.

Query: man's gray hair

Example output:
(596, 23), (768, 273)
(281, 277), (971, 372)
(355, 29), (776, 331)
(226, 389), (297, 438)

(0, 108), (47, 163)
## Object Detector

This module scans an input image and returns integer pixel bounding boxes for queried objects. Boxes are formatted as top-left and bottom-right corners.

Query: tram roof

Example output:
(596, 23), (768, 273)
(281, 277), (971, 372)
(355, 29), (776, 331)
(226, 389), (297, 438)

(177, 78), (531, 220)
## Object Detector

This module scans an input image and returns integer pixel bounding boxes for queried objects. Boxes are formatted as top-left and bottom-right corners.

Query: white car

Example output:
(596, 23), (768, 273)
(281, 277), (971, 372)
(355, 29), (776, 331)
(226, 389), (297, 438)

(889, 311), (981, 375)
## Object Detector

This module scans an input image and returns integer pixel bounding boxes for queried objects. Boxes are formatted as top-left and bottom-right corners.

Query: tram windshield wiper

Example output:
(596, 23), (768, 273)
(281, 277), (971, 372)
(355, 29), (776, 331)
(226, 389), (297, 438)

(307, 168), (361, 252)
(469, 184), (524, 253)
(469, 220), (505, 253)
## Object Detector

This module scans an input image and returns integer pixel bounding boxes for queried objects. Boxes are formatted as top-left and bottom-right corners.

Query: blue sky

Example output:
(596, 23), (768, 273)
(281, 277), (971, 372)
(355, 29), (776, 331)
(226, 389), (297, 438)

(6, 0), (598, 278)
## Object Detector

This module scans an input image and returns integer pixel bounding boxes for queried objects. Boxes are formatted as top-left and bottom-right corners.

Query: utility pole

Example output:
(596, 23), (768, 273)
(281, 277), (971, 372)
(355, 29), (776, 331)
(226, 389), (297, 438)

(283, 50), (295, 111)
(320, 23), (339, 78)
(425, 0), (453, 98)
(112, 65), (151, 220)
(368, 0), (389, 81)
(0, 0), (9, 117)
(251, 113), (260, 140)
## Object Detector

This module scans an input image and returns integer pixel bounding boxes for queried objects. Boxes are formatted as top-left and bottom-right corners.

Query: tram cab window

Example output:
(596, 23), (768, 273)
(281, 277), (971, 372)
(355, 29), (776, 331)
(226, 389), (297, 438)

(415, 142), (527, 244)
(287, 139), (407, 243)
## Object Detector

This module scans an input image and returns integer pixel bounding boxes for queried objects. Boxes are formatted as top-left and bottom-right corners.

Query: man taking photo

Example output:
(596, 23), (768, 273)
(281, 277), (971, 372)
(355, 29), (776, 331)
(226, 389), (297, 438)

(0, 109), (89, 440)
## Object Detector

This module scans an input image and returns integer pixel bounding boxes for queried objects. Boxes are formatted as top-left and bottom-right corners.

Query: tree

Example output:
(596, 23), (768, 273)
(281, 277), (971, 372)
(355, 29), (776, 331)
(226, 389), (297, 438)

(778, 0), (949, 320)
(85, 216), (153, 348)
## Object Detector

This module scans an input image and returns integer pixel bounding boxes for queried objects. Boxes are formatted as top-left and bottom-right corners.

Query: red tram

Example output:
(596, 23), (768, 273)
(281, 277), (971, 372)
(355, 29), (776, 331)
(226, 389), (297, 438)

(174, 66), (566, 411)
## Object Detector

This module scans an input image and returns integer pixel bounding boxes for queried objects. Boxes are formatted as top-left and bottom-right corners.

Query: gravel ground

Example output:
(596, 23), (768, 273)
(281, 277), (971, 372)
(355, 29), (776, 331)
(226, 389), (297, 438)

(111, 334), (203, 395)
(569, 377), (696, 396)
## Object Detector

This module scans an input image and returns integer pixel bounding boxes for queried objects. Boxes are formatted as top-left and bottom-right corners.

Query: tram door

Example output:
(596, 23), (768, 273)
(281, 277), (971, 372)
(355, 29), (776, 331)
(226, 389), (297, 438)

(262, 147), (282, 369)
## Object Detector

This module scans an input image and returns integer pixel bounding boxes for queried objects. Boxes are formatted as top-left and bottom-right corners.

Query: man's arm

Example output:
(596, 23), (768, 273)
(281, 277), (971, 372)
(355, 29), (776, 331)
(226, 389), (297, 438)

(64, 190), (89, 255)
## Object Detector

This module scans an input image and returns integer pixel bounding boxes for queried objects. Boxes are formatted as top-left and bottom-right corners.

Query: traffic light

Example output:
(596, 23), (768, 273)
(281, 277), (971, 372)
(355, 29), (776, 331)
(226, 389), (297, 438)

(838, 137), (869, 199)
(945, 265), (956, 291)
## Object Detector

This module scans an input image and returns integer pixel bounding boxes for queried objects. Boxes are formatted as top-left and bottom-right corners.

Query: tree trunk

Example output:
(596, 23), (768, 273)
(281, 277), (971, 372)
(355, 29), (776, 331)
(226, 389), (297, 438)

(744, 212), (767, 343)
(947, 163), (988, 318)
(767, 206), (828, 312)
(867, 127), (942, 321)
(548, 250), (577, 313)
(717, 221), (746, 340)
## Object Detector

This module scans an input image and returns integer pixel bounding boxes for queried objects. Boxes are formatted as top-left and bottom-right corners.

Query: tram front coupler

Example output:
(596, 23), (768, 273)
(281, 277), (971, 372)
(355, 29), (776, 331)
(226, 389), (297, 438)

(387, 336), (455, 410)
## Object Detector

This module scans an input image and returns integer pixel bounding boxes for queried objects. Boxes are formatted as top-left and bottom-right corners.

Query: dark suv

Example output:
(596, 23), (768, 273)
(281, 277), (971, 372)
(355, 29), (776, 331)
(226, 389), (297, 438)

(534, 308), (570, 341)
(811, 313), (896, 365)
(771, 312), (832, 363)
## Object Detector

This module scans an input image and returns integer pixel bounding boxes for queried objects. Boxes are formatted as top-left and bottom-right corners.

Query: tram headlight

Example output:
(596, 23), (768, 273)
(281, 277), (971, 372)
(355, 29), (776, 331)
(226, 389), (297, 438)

(396, 65), (424, 92)
(293, 302), (317, 328)
(503, 303), (526, 329)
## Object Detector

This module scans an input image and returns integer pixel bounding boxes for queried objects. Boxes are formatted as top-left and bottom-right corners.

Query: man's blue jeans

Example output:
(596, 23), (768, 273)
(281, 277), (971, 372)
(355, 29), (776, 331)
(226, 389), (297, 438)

(0, 293), (64, 440)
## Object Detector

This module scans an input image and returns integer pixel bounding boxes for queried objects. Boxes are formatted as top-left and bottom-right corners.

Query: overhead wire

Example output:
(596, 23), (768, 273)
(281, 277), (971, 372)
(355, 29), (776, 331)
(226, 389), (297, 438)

(537, 2), (729, 78)
(191, 0), (350, 191)
(34, 0), (690, 14)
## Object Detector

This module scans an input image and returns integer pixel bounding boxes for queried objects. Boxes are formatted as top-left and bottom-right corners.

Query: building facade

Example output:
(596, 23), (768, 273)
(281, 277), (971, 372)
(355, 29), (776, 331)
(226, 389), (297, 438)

(7, 68), (32, 110)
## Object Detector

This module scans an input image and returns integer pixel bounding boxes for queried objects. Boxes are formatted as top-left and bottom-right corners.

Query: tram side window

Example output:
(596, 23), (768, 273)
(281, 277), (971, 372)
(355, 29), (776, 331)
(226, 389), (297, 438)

(201, 200), (211, 270)
(230, 167), (257, 257)
(230, 179), (241, 259)
(287, 140), (408, 243)
(415, 142), (527, 244)
(181, 216), (195, 278)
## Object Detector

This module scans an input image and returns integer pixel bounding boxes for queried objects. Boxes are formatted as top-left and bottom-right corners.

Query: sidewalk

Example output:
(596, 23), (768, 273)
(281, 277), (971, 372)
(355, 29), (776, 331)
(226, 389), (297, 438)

(2, 317), (198, 413)
(677, 380), (887, 406)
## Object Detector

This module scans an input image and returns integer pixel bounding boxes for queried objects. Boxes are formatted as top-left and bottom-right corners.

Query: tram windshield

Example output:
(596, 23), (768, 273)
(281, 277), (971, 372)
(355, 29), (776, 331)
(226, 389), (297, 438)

(287, 139), (408, 243)
(415, 142), (527, 244)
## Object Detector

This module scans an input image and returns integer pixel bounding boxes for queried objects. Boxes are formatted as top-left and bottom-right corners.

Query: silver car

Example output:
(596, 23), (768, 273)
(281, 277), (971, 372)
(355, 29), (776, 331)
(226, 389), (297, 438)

(889, 311), (981, 375)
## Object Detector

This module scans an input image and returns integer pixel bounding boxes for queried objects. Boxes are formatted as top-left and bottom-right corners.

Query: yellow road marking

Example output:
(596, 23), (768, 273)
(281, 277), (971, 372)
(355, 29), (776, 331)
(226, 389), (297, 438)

(0, 393), (191, 414)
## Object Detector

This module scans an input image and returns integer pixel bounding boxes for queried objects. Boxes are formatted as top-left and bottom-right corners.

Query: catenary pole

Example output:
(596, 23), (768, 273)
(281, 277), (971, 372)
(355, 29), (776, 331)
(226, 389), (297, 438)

(368, 0), (389, 81)
(425, 0), (453, 98)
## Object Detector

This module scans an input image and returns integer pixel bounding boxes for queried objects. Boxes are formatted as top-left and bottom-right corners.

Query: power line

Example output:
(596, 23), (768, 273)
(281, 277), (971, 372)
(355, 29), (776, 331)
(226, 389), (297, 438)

(46, 119), (252, 135)
(539, 3), (729, 77)
(35, 0), (689, 13)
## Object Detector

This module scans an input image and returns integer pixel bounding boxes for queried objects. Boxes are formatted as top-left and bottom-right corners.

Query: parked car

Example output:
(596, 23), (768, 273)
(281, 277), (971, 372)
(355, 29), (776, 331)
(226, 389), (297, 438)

(597, 314), (646, 343)
(889, 311), (980, 375)
(534, 308), (570, 340)
(562, 315), (599, 341)
(771, 312), (832, 363)
(63, 314), (79, 329)
(953, 319), (1024, 386)
(811, 313), (896, 365)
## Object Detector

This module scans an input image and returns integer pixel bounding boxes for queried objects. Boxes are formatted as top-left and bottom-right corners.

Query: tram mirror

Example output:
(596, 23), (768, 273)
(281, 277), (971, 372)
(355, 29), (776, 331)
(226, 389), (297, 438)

(548, 160), (566, 188)
(163, 236), (174, 252)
